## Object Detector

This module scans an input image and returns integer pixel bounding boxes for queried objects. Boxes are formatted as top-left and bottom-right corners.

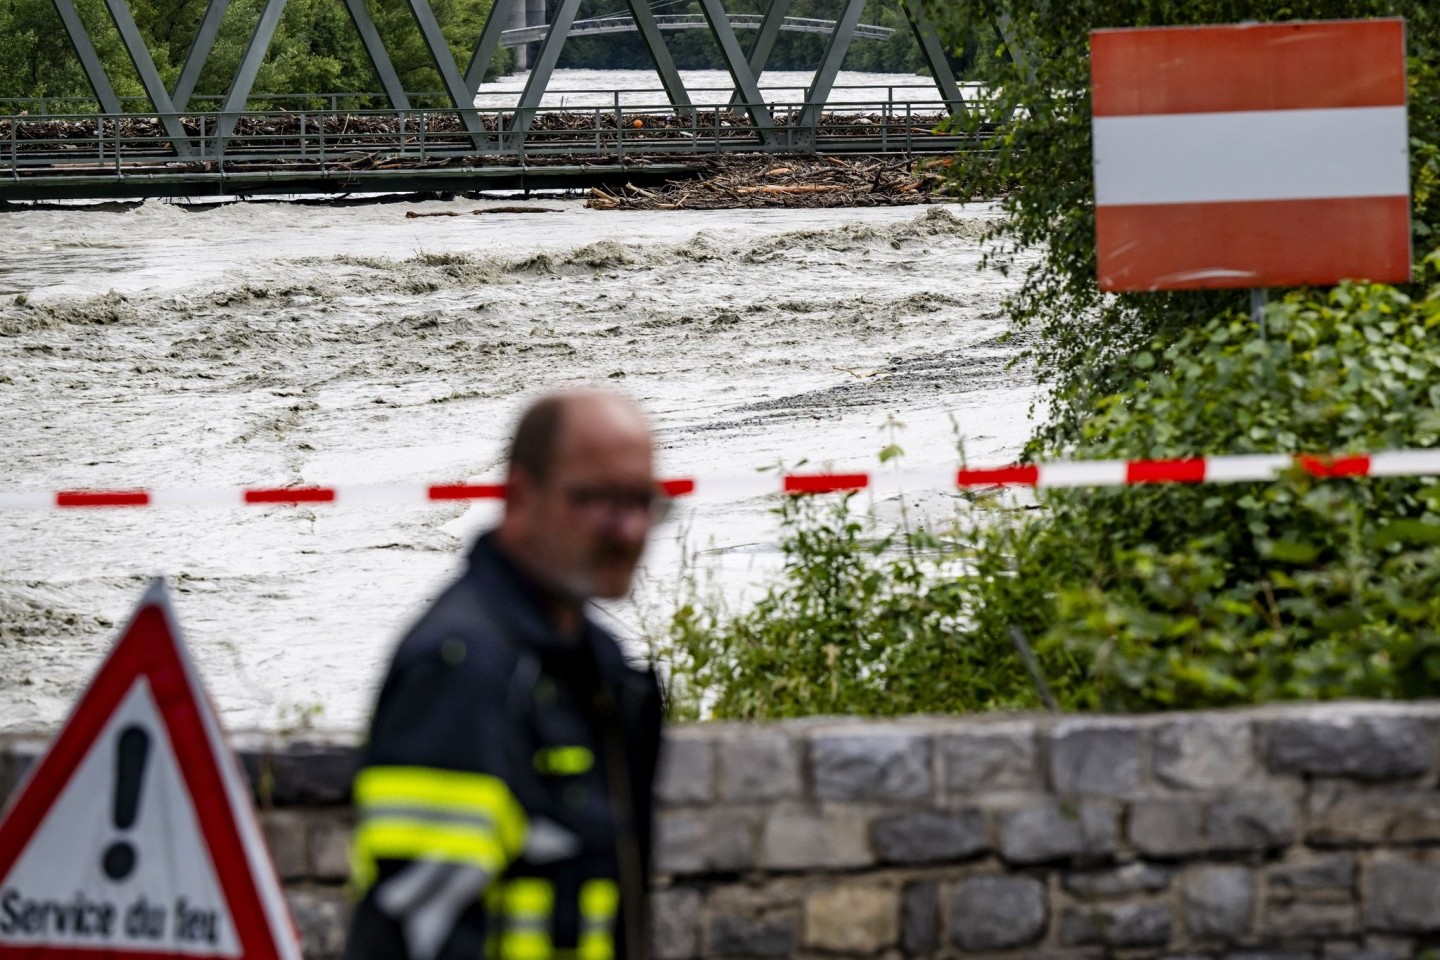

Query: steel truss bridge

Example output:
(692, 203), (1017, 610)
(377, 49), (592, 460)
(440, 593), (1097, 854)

(0, 0), (1012, 201)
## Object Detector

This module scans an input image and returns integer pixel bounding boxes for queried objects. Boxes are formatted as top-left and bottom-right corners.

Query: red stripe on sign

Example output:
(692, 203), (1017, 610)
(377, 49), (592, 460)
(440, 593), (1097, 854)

(1092, 19), (1406, 117)
(1297, 454), (1372, 477)
(784, 473), (869, 494)
(661, 478), (696, 497)
(55, 490), (151, 507)
(956, 465), (1040, 487)
(243, 487), (337, 504)
(428, 483), (507, 501)
(1097, 196), (1412, 291)
(1126, 458), (1207, 484)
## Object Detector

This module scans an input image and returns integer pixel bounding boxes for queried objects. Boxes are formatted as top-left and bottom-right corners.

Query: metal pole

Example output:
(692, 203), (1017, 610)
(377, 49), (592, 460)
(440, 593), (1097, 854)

(51, 0), (122, 114)
(404, 0), (486, 146)
(343, 0), (411, 111)
(695, 0), (773, 144)
(172, 0), (230, 112)
(218, 0), (289, 141)
(614, 90), (622, 160)
(795, 0), (866, 138)
(623, 0), (692, 112)
(510, 0), (583, 145)
(1251, 287), (1268, 339)
(463, 0), (516, 96)
(729, 0), (791, 107)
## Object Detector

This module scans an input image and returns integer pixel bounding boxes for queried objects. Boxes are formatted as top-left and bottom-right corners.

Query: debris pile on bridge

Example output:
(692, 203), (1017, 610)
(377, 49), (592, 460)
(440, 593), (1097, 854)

(584, 155), (955, 210)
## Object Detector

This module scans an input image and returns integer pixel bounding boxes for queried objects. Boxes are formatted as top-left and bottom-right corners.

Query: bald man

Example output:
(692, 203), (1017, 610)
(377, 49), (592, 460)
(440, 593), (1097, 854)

(345, 390), (665, 960)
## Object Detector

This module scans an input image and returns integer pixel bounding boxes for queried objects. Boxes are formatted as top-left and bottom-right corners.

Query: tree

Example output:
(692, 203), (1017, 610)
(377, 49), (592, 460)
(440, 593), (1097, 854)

(0, 0), (505, 112)
(924, 0), (1439, 450)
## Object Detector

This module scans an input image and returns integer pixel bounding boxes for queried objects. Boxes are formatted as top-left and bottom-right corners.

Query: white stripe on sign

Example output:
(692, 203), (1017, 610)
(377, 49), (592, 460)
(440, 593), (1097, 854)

(1093, 107), (1409, 206)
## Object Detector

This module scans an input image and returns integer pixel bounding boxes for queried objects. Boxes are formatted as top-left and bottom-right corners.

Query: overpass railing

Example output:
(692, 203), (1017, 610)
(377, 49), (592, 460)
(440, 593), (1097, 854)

(2, 89), (990, 180)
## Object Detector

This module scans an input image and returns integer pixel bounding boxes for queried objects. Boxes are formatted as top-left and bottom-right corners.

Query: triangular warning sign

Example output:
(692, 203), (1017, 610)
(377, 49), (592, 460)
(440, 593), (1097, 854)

(0, 581), (302, 960)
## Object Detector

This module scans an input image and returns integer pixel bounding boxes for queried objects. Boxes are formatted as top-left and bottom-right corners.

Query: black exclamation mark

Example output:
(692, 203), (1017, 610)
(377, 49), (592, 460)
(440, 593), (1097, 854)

(101, 725), (150, 881)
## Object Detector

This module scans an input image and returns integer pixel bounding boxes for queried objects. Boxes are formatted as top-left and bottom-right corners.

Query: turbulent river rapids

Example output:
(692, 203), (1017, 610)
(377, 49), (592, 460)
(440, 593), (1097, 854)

(0, 74), (1039, 731)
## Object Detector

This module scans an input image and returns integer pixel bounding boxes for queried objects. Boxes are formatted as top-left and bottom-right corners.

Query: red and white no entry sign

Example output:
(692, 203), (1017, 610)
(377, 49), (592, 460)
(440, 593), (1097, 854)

(1091, 18), (1411, 291)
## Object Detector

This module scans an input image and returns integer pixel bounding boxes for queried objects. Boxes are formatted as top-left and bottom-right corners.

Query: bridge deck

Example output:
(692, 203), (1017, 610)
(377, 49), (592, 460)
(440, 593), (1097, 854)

(1, 100), (982, 202)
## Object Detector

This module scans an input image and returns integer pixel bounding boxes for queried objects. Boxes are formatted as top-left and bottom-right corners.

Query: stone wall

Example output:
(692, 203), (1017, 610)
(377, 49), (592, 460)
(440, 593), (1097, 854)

(5, 703), (1440, 959)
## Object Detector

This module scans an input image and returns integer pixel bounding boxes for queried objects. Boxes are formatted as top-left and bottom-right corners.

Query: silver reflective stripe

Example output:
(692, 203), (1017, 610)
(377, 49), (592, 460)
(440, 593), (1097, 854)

(361, 804), (497, 831)
(523, 816), (581, 864)
(400, 864), (490, 960)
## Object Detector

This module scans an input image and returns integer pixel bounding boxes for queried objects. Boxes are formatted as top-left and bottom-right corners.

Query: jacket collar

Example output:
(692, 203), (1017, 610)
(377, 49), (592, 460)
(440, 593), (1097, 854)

(464, 530), (592, 653)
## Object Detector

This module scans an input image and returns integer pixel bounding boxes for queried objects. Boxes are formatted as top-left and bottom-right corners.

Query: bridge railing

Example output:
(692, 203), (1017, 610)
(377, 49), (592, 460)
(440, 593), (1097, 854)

(1, 93), (993, 183)
(0, 82), (982, 118)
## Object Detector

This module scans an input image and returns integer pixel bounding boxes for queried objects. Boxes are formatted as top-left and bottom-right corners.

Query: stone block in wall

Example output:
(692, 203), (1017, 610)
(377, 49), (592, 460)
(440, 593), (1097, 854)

(1059, 902), (1172, 948)
(1206, 793), (1297, 852)
(1267, 855), (1356, 902)
(1220, 952), (1320, 960)
(707, 912), (797, 958)
(949, 875), (1048, 951)
(237, 738), (358, 807)
(1264, 902), (1360, 938)
(757, 807), (872, 871)
(1154, 716), (1258, 790)
(1260, 710), (1436, 781)
(656, 735), (715, 806)
(287, 887), (351, 960)
(1130, 799), (1206, 857)
(998, 800), (1117, 865)
(1049, 720), (1144, 796)
(1306, 783), (1440, 846)
(262, 809), (310, 881)
(1182, 866), (1253, 942)
(901, 882), (938, 956)
(802, 884), (899, 953)
(939, 722), (1040, 793)
(309, 813), (354, 882)
(873, 809), (987, 865)
(717, 733), (800, 804)
(1356, 937), (1417, 960)
(1364, 860), (1440, 933)
(656, 810), (756, 876)
(810, 731), (932, 802)
(652, 887), (702, 960)
(1063, 863), (1171, 898)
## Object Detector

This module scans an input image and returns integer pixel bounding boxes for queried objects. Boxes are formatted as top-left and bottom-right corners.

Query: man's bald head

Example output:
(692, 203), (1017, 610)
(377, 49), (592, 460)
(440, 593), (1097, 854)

(507, 390), (649, 483)
(498, 390), (657, 605)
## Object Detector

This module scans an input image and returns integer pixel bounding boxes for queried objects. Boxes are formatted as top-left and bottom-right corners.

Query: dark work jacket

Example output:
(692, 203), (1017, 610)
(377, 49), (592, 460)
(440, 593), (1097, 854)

(343, 532), (664, 960)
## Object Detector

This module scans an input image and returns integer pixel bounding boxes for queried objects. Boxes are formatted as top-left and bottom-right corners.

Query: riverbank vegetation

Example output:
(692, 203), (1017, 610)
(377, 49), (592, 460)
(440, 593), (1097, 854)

(0, 0), (509, 110)
(660, 0), (1440, 718)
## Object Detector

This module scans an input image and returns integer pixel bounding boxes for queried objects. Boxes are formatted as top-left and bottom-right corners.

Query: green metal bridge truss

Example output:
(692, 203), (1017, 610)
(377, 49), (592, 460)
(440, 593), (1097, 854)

(2, 0), (1014, 200)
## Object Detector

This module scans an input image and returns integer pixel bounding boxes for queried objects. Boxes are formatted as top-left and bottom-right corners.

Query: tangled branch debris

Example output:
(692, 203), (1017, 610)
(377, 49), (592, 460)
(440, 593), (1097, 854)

(586, 155), (955, 210)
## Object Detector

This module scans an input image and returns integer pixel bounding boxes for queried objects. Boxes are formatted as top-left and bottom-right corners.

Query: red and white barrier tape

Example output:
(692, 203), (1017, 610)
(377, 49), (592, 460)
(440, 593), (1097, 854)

(5, 450), (1440, 510)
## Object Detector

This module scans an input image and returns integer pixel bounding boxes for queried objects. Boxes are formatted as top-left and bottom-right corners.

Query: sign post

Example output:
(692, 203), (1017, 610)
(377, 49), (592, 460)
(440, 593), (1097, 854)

(0, 581), (302, 960)
(1091, 18), (1411, 293)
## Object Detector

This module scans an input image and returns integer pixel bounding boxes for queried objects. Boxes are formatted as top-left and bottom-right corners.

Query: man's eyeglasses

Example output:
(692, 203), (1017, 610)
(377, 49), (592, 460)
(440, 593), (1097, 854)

(562, 485), (673, 524)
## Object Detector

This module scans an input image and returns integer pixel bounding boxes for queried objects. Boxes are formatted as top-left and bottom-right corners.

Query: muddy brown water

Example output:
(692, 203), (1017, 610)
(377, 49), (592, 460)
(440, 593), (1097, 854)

(0, 192), (1036, 732)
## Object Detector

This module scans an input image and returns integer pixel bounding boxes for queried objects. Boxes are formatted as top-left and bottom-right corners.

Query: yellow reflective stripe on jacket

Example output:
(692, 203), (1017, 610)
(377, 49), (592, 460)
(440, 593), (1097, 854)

(533, 746), (594, 776)
(351, 766), (527, 889)
(577, 879), (618, 960)
(499, 879), (554, 960)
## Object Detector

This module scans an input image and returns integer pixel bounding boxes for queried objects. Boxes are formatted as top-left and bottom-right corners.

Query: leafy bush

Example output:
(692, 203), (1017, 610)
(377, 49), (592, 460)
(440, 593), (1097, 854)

(661, 267), (1440, 717)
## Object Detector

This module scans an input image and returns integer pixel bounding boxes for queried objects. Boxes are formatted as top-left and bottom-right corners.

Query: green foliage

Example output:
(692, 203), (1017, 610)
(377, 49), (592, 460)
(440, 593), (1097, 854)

(662, 269), (1440, 718)
(553, 0), (970, 78)
(923, 0), (1440, 450)
(663, 490), (1047, 720)
(0, 0), (506, 112)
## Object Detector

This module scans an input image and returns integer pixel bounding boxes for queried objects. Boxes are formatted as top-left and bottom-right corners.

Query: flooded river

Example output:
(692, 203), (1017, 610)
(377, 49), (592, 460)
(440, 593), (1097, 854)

(0, 71), (1035, 733)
